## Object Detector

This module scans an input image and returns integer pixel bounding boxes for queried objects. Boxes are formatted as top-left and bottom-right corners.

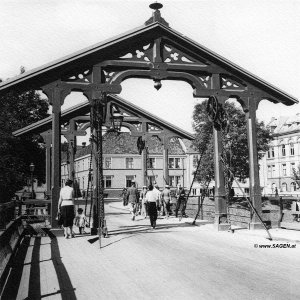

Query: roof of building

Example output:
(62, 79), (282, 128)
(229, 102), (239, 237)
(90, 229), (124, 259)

(61, 132), (186, 161)
(267, 114), (300, 136)
(13, 94), (195, 140)
(0, 9), (298, 106)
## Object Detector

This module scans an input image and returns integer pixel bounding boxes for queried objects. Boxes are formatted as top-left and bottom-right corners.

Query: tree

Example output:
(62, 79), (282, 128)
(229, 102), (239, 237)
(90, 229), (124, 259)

(291, 165), (300, 189)
(192, 100), (272, 201)
(0, 70), (49, 202)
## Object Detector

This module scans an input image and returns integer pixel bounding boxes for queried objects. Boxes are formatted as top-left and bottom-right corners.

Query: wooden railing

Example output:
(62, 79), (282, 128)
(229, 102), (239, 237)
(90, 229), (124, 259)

(0, 217), (24, 291)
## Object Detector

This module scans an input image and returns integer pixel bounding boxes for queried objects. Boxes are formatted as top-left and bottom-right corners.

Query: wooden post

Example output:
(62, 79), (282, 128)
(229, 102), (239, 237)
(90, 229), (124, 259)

(68, 119), (76, 183)
(246, 98), (263, 229)
(141, 148), (148, 186)
(213, 128), (230, 231)
(163, 145), (169, 186)
(41, 131), (52, 196)
(50, 88), (62, 227)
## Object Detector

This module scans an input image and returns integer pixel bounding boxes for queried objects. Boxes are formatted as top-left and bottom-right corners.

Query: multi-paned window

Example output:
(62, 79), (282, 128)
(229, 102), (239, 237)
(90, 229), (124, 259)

(169, 176), (181, 187)
(267, 165), (276, 178)
(267, 147), (275, 158)
(290, 143), (295, 156)
(282, 164), (287, 176)
(126, 176), (135, 187)
(103, 176), (112, 188)
(126, 157), (134, 169)
(168, 157), (181, 169)
(281, 144), (286, 157)
(282, 182), (287, 192)
(148, 158), (156, 169)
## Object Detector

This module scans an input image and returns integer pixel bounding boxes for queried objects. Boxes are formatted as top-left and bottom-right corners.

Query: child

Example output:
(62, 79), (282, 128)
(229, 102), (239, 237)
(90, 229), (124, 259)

(74, 208), (87, 234)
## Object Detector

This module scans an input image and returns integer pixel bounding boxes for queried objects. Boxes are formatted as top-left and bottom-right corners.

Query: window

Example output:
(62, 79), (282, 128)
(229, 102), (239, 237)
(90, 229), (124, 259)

(126, 176), (135, 187)
(103, 176), (112, 188)
(105, 157), (112, 169)
(148, 158), (156, 169)
(168, 158), (181, 169)
(291, 163), (295, 175)
(268, 165), (276, 178)
(281, 144), (286, 156)
(267, 147), (275, 158)
(267, 166), (272, 178)
(147, 176), (156, 185)
(126, 158), (134, 169)
(282, 164), (287, 176)
(169, 176), (182, 187)
(282, 182), (287, 192)
(290, 143), (295, 156)
(291, 182), (296, 192)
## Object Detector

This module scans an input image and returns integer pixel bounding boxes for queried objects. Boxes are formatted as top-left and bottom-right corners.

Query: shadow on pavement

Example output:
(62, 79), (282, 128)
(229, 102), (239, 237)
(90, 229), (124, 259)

(1, 229), (77, 300)
(1, 236), (31, 299)
(87, 221), (195, 246)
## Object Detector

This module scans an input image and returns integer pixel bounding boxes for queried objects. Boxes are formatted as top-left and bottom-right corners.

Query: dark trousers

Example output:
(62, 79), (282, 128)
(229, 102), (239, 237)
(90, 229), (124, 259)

(148, 202), (158, 228)
(175, 198), (186, 217)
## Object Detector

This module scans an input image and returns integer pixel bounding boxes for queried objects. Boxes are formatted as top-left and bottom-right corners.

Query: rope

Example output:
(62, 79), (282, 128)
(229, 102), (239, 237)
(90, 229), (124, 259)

(220, 155), (273, 240)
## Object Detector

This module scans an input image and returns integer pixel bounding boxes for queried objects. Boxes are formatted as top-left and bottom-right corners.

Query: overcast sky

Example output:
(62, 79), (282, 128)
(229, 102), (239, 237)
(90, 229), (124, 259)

(1, 0), (300, 133)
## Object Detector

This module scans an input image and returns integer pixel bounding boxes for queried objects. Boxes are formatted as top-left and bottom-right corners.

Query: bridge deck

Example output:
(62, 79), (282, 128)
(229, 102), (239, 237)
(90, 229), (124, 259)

(1, 201), (300, 300)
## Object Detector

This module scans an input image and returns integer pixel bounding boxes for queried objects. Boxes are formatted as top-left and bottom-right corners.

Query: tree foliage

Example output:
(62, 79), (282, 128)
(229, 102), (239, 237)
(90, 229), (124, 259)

(192, 100), (272, 200)
(0, 74), (49, 202)
(291, 165), (300, 189)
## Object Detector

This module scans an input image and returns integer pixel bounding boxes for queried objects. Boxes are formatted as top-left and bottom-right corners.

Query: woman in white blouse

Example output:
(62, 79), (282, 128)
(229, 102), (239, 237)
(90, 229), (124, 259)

(58, 179), (75, 238)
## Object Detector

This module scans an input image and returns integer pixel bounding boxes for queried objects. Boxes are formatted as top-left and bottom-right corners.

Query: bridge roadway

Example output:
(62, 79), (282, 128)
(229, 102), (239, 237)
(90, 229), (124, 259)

(1, 200), (300, 300)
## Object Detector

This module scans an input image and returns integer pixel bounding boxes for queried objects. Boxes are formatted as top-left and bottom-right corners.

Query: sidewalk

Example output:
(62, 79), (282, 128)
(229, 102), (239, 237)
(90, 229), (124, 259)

(108, 201), (300, 244)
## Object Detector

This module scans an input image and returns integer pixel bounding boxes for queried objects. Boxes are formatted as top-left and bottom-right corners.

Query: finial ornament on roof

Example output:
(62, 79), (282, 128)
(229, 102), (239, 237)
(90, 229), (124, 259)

(145, 2), (169, 27)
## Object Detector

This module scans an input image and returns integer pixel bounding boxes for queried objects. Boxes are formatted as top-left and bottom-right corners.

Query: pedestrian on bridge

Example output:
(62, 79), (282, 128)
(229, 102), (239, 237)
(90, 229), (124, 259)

(58, 179), (75, 239)
(145, 184), (160, 229)
(141, 186), (148, 218)
(126, 181), (139, 221)
(174, 184), (186, 218)
(161, 185), (171, 218)
(154, 184), (162, 216)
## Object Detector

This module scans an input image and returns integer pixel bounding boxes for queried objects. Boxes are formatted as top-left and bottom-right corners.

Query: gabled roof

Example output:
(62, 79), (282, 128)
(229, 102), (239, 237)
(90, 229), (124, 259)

(13, 94), (195, 140)
(0, 19), (298, 106)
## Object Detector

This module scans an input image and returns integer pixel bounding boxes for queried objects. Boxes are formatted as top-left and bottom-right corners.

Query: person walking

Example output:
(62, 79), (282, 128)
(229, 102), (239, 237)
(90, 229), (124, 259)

(126, 181), (139, 221)
(58, 179), (75, 239)
(153, 184), (162, 216)
(141, 186), (148, 218)
(174, 184), (186, 218)
(74, 208), (87, 234)
(161, 184), (171, 218)
(121, 187), (128, 206)
(145, 184), (160, 229)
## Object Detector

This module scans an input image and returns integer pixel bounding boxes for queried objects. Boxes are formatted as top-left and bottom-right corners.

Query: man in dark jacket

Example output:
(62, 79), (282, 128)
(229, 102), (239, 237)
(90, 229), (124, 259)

(174, 184), (186, 218)
(126, 181), (139, 220)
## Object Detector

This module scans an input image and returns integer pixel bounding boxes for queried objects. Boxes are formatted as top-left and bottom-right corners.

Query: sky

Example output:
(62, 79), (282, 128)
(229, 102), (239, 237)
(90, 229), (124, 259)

(1, 0), (300, 133)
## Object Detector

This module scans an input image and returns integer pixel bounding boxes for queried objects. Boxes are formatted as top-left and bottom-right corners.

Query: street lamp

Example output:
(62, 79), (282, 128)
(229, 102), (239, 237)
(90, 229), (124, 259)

(110, 112), (124, 132)
(29, 162), (35, 199)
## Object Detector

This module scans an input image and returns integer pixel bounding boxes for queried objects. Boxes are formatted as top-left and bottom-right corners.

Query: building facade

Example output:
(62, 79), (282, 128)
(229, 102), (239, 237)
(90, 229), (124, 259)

(61, 132), (197, 197)
(260, 114), (300, 194)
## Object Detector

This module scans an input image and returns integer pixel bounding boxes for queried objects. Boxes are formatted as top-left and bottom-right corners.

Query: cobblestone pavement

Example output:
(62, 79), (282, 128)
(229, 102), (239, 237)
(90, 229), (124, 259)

(2, 200), (300, 300)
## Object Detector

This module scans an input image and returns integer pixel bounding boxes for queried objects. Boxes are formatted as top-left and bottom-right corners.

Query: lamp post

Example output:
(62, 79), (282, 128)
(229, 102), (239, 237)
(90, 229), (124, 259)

(29, 162), (35, 199)
(90, 96), (123, 246)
